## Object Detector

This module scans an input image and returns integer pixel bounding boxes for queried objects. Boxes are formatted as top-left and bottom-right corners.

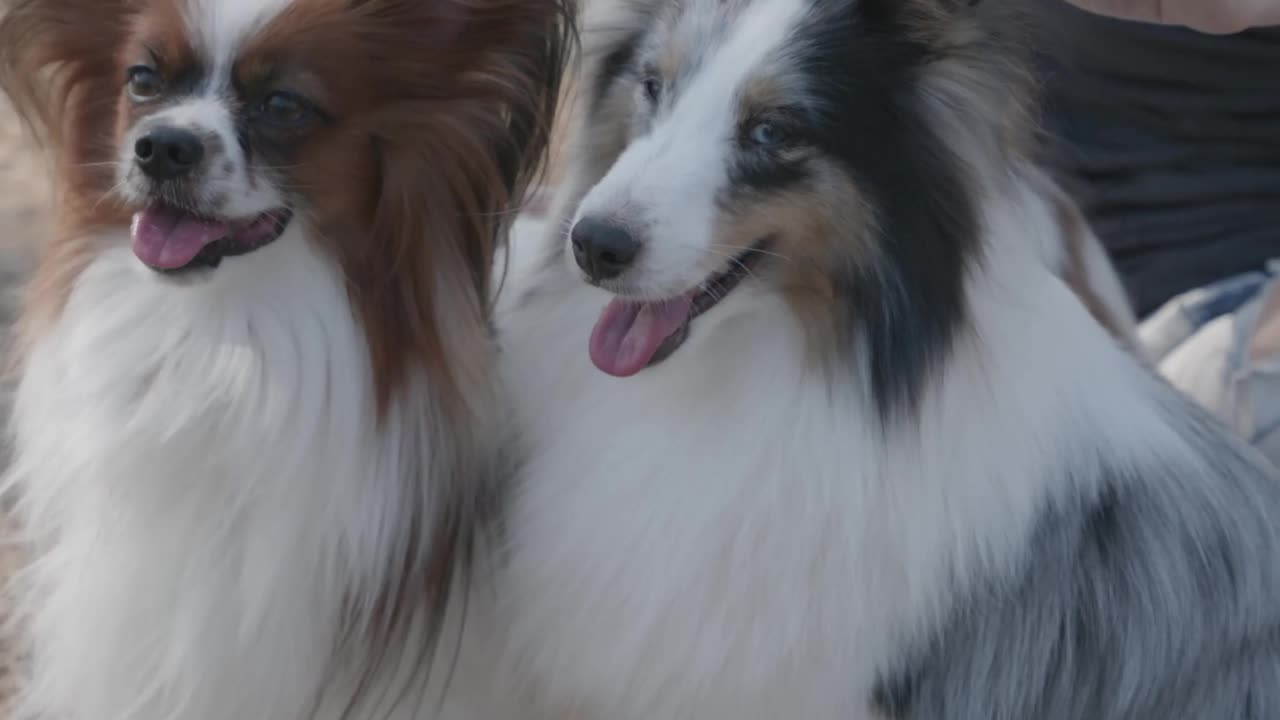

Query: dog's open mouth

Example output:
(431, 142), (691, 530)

(130, 203), (293, 273)
(588, 241), (768, 377)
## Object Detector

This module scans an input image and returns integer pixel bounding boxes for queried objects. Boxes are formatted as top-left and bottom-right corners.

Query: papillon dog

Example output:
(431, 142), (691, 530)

(440, 0), (1280, 718)
(0, 0), (570, 717)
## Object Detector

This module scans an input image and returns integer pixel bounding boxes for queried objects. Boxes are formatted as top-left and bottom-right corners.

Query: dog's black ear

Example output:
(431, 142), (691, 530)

(870, 0), (984, 17)
(924, 0), (985, 14)
(928, 0), (984, 10)
(856, 0), (988, 48)
(858, 0), (981, 28)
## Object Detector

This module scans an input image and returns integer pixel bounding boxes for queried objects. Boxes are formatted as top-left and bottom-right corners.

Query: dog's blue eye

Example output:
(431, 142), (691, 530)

(257, 92), (313, 128)
(642, 75), (662, 103)
(126, 66), (163, 102)
(747, 121), (782, 147)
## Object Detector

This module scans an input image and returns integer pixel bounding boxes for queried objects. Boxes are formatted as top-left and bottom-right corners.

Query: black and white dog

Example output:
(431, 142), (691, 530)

(448, 0), (1280, 717)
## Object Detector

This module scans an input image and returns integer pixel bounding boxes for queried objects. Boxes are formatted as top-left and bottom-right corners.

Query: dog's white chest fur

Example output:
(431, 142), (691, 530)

(500, 293), (889, 717)
(10, 232), (434, 720)
(484, 254), (1134, 719)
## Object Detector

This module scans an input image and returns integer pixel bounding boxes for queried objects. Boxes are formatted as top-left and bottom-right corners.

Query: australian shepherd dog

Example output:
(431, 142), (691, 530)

(0, 0), (571, 718)
(441, 0), (1280, 718)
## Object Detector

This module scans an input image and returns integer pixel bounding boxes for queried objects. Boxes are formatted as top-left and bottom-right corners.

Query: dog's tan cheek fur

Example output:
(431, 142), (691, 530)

(655, 26), (686, 86)
(714, 163), (875, 359)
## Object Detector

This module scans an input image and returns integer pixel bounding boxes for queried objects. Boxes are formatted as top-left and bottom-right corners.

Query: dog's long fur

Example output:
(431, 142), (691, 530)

(0, 0), (571, 717)
(1021, 164), (1142, 357)
(442, 1), (1280, 718)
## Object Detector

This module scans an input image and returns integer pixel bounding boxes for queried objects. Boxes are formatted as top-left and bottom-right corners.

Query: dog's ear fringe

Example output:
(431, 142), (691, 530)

(0, 0), (136, 347)
(0, 0), (134, 148)
(326, 1), (580, 716)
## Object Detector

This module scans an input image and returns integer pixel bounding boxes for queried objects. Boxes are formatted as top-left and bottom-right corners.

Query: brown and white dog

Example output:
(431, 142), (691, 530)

(0, 0), (571, 718)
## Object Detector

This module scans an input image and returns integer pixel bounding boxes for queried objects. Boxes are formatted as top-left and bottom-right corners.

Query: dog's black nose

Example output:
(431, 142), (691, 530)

(135, 127), (205, 181)
(571, 218), (641, 282)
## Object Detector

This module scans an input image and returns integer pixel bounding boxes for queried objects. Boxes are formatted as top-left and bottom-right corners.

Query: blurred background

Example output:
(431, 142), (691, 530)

(0, 96), (41, 715)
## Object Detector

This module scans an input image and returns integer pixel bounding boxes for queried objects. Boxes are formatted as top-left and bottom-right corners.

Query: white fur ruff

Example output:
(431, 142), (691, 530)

(9, 229), (441, 720)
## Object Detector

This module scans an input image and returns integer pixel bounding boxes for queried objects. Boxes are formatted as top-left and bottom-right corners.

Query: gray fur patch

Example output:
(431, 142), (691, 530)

(875, 386), (1280, 719)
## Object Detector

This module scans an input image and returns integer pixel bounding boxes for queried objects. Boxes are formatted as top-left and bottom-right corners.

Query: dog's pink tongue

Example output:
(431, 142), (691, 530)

(131, 206), (229, 269)
(589, 295), (693, 377)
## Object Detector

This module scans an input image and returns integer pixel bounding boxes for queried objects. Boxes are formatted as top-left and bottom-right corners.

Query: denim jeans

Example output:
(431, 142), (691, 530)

(1141, 261), (1280, 466)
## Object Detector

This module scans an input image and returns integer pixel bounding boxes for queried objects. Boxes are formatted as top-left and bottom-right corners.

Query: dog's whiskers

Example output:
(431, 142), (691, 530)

(696, 246), (765, 283)
(709, 243), (792, 263)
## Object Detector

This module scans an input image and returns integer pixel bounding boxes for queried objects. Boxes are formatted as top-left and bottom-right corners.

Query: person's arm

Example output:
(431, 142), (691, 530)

(1064, 0), (1280, 33)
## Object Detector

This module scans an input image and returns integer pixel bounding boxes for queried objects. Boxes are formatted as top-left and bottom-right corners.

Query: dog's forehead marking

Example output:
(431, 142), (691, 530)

(653, 0), (747, 78)
(652, 0), (807, 81)
(181, 0), (295, 83)
(143, 96), (229, 128)
(659, 0), (809, 125)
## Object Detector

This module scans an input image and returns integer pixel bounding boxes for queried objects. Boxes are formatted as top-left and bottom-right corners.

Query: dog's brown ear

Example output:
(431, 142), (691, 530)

(346, 0), (472, 49)
(0, 0), (132, 146)
(0, 0), (135, 221)
(0, 0), (141, 355)
(438, 0), (578, 204)
(320, 1), (577, 713)
(334, 0), (576, 219)
(0, 0), (138, 229)
(326, 0), (576, 420)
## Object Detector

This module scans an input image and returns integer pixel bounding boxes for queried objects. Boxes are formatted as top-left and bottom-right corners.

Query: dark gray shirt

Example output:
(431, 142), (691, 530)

(1028, 1), (1280, 317)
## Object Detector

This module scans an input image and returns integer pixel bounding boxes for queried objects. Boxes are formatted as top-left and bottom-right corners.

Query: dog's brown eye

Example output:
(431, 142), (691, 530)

(256, 91), (314, 129)
(127, 66), (163, 102)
